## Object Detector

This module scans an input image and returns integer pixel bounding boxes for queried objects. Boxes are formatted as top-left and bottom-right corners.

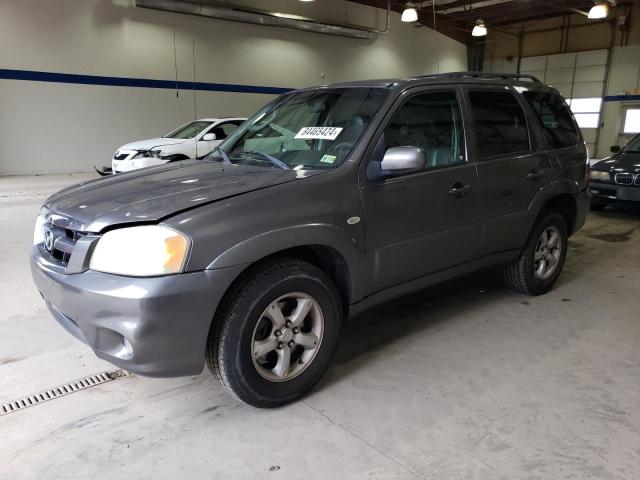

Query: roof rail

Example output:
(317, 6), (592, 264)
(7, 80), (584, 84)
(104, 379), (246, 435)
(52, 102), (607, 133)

(416, 71), (542, 83)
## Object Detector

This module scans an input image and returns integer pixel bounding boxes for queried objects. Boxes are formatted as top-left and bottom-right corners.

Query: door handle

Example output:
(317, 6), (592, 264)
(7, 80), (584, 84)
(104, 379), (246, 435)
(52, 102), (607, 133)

(448, 183), (471, 198)
(526, 169), (545, 180)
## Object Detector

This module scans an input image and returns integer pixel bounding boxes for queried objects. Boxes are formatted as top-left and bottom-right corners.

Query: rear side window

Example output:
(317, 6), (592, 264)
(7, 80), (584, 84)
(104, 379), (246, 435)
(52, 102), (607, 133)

(523, 92), (579, 148)
(469, 90), (530, 159)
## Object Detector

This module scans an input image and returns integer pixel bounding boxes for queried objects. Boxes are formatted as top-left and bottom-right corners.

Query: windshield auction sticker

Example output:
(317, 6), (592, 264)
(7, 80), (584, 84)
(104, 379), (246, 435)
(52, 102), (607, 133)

(295, 127), (343, 141)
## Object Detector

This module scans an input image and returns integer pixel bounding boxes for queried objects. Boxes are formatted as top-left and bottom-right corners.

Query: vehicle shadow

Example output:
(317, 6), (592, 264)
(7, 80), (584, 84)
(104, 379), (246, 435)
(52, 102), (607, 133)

(315, 269), (510, 390)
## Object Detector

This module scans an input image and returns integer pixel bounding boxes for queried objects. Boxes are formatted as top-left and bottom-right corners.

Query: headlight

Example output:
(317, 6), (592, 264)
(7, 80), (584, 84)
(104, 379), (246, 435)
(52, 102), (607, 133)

(89, 225), (190, 276)
(132, 150), (160, 159)
(590, 170), (610, 182)
(33, 214), (46, 245)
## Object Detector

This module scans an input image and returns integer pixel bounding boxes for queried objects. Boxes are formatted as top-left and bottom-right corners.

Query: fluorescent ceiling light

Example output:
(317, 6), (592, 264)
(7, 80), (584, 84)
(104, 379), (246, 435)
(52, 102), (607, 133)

(588, 3), (609, 19)
(472, 20), (487, 37)
(401, 7), (418, 23)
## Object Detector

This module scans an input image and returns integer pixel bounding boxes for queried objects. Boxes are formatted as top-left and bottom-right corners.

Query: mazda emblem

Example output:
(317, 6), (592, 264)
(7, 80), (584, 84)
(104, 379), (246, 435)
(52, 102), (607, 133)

(44, 229), (54, 252)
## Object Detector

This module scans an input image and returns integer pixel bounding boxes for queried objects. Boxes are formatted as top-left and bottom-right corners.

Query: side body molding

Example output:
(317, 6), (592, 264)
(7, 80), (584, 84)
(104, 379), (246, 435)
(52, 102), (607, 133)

(206, 223), (370, 302)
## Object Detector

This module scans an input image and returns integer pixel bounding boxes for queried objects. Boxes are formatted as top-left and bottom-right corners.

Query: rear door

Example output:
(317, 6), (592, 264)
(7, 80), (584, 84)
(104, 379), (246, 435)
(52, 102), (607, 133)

(360, 86), (479, 292)
(462, 86), (552, 257)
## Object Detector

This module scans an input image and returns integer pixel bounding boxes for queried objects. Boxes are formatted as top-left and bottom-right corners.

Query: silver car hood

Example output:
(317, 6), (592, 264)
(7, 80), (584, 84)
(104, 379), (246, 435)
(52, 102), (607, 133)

(45, 161), (317, 232)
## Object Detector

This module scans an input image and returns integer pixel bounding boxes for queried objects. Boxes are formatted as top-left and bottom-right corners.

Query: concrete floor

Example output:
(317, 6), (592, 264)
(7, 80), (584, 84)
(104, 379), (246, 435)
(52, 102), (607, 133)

(1, 174), (639, 480)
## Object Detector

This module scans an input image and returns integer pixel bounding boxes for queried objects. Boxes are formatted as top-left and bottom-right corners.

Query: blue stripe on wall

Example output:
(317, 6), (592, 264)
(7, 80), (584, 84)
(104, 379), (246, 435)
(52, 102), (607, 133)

(604, 95), (640, 102)
(0, 68), (293, 95)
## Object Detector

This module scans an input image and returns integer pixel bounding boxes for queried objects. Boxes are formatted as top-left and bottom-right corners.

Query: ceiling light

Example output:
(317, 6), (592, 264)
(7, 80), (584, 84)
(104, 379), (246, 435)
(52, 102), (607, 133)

(472, 19), (487, 37)
(401, 7), (418, 23)
(588, 2), (609, 19)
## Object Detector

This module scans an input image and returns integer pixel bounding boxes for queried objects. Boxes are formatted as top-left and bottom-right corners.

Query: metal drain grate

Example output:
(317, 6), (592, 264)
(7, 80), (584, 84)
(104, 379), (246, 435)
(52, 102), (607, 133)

(0, 369), (132, 416)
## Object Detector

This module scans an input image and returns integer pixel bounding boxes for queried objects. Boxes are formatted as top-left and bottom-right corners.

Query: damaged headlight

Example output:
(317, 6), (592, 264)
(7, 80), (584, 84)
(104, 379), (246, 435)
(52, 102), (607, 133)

(132, 150), (161, 159)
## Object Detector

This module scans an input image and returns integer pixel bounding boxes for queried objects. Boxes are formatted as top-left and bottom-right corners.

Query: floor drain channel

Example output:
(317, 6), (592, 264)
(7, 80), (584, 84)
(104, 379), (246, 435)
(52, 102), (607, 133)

(0, 369), (132, 416)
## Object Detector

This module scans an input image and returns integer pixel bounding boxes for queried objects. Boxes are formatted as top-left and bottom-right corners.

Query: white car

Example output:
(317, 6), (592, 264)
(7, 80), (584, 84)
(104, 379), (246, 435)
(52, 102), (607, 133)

(111, 117), (246, 173)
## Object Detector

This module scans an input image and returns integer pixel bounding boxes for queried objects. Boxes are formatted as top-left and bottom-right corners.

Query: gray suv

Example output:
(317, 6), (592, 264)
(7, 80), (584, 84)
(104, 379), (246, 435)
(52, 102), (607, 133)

(31, 73), (590, 407)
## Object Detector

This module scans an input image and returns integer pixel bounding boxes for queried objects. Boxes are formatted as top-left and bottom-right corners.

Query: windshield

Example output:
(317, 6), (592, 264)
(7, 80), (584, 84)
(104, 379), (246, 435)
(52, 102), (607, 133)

(164, 121), (213, 139)
(621, 133), (640, 153)
(204, 87), (389, 170)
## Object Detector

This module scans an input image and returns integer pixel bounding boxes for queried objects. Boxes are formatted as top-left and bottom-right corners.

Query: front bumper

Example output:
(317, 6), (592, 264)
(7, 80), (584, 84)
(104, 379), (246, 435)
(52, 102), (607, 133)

(589, 182), (640, 205)
(31, 246), (246, 377)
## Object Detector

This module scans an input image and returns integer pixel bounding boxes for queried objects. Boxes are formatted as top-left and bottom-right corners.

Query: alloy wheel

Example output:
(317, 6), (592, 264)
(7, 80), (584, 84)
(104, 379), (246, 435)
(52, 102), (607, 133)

(251, 293), (324, 382)
(533, 226), (562, 280)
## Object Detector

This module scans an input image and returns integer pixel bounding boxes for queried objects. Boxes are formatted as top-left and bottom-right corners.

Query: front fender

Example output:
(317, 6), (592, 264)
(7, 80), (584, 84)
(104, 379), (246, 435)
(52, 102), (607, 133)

(206, 223), (369, 302)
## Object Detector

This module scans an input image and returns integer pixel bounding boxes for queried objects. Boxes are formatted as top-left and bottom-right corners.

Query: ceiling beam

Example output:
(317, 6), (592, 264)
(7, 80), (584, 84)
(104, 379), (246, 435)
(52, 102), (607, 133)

(348, 0), (472, 45)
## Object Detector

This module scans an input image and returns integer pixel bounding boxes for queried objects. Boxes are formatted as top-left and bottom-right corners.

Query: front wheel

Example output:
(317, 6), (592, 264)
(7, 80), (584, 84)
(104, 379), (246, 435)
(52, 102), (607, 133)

(502, 211), (568, 295)
(206, 258), (342, 407)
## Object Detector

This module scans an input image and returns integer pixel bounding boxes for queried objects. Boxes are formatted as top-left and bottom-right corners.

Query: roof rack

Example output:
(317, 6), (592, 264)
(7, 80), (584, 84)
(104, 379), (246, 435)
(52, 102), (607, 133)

(416, 71), (542, 83)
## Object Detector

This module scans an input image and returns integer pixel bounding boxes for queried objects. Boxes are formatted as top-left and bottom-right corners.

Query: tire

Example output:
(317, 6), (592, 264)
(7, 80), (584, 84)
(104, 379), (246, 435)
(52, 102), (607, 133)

(502, 210), (568, 296)
(206, 258), (342, 408)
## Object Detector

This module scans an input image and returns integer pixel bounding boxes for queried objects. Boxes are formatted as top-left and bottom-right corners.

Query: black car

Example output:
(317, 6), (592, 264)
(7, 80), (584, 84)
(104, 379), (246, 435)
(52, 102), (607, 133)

(32, 72), (589, 407)
(590, 133), (640, 210)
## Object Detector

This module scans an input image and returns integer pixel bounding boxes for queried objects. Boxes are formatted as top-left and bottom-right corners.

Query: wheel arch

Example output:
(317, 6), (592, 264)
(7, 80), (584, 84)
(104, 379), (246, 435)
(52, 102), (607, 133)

(207, 224), (368, 311)
(528, 180), (580, 235)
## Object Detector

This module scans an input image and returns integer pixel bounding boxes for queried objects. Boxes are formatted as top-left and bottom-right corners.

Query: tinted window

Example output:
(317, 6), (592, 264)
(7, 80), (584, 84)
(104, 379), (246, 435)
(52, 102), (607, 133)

(384, 91), (465, 170)
(524, 92), (579, 148)
(469, 90), (530, 159)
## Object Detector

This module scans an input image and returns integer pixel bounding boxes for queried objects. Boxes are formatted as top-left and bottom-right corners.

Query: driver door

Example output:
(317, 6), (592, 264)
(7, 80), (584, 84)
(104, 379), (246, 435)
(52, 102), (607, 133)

(361, 87), (479, 292)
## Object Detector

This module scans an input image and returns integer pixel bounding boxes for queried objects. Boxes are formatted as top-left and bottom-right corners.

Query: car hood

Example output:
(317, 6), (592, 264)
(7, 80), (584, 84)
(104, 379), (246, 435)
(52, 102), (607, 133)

(118, 137), (187, 151)
(593, 152), (640, 172)
(45, 161), (320, 232)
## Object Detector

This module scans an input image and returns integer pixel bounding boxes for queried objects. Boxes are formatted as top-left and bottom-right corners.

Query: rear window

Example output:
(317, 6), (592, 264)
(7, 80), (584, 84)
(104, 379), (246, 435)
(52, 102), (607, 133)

(468, 90), (530, 159)
(523, 92), (579, 149)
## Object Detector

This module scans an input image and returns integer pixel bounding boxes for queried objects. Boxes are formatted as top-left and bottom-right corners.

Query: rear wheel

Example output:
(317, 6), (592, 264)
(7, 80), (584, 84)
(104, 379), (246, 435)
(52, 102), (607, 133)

(502, 210), (568, 295)
(206, 258), (342, 407)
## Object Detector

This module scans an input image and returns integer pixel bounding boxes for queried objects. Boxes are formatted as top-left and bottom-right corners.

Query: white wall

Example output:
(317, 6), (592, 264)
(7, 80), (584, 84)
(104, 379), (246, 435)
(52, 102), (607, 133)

(0, 0), (467, 174)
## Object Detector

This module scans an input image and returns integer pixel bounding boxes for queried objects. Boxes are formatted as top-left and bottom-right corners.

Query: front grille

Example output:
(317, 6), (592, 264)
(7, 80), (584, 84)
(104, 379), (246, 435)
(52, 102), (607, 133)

(614, 173), (634, 185)
(43, 221), (86, 267)
(635, 174), (640, 187)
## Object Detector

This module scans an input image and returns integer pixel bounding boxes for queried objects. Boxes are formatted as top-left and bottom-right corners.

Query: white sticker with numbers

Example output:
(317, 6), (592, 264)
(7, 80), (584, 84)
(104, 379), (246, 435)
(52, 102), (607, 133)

(295, 127), (343, 141)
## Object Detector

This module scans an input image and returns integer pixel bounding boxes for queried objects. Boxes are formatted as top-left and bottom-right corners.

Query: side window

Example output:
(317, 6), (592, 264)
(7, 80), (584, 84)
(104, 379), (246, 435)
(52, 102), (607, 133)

(468, 90), (530, 159)
(384, 90), (465, 170)
(523, 92), (579, 148)
(220, 122), (241, 137)
(209, 122), (240, 140)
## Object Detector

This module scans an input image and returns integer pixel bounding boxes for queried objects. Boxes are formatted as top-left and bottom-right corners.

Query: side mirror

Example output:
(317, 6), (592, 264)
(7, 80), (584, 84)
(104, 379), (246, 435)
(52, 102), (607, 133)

(610, 145), (620, 153)
(379, 147), (425, 177)
(202, 132), (216, 141)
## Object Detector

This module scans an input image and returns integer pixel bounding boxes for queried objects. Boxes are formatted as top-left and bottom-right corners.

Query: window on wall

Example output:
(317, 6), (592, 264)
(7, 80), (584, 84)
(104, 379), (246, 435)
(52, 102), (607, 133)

(623, 109), (640, 134)
(567, 97), (602, 129)
(523, 92), (579, 148)
(468, 90), (530, 159)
